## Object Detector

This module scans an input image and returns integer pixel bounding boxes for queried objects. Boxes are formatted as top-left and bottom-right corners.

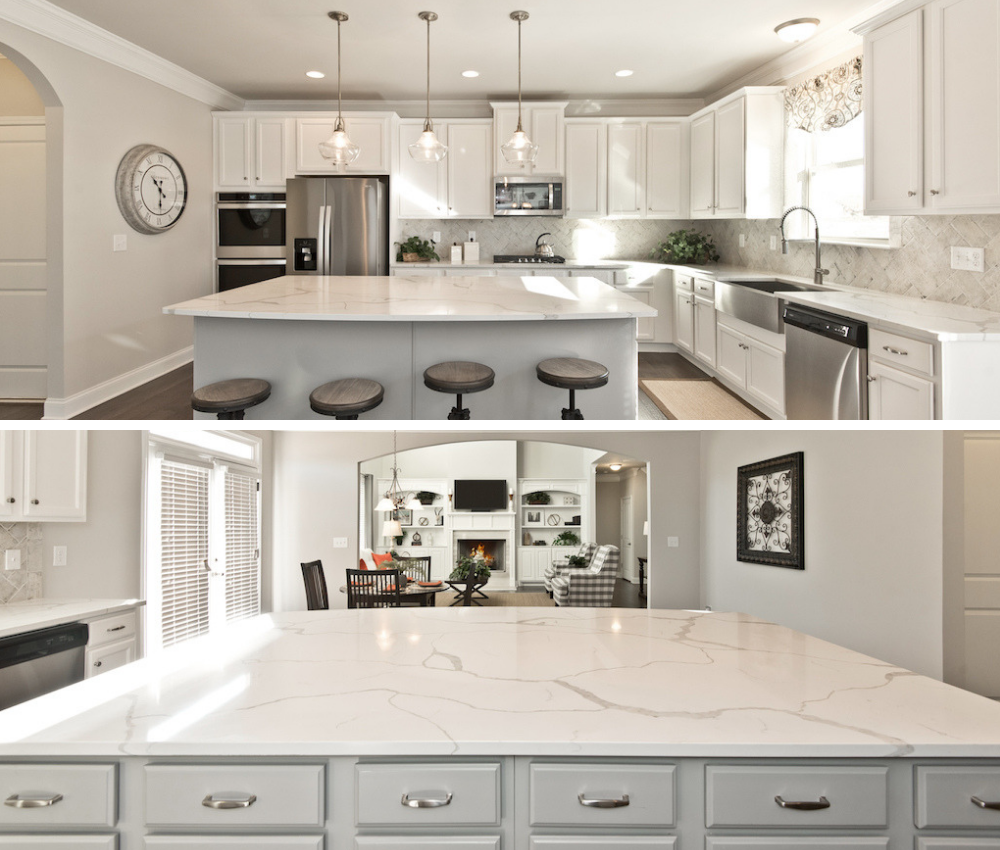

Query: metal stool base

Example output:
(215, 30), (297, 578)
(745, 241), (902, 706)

(560, 388), (585, 420)
(447, 392), (471, 420)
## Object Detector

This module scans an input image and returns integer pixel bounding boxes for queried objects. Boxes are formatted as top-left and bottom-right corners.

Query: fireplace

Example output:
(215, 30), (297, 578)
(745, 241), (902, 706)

(454, 537), (507, 572)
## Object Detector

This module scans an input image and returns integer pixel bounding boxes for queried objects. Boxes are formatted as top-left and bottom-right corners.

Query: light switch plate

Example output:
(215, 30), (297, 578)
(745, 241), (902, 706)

(769, 235), (778, 251)
(738, 234), (746, 248)
(53, 545), (67, 567)
(468, 230), (476, 242)
(113, 234), (127, 252)
(667, 536), (679, 548)
(4, 549), (21, 571)
(333, 537), (348, 548)
(431, 231), (441, 244)
(951, 246), (985, 272)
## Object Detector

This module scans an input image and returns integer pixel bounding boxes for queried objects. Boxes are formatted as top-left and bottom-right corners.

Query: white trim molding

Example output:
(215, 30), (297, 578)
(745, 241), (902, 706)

(0, 0), (243, 110)
(42, 345), (192, 420)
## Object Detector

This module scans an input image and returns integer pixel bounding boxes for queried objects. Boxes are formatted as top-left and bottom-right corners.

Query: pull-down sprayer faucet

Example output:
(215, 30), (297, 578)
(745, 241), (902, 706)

(779, 206), (830, 286)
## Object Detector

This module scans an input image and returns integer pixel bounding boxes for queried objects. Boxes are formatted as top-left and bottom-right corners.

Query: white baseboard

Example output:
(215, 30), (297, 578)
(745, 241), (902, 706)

(638, 342), (678, 353)
(42, 346), (192, 420)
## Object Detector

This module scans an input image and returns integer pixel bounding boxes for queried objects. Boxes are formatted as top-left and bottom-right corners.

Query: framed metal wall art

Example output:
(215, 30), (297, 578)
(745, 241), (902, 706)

(736, 452), (804, 570)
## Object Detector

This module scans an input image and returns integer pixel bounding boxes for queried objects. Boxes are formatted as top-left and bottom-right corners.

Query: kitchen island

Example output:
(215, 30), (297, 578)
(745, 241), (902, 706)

(164, 274), (657, 420)
(1, 608), (999, 848)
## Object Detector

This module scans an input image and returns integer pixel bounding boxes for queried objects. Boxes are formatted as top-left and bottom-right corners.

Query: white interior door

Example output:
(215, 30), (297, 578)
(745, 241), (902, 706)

(620, 495), (634, 581)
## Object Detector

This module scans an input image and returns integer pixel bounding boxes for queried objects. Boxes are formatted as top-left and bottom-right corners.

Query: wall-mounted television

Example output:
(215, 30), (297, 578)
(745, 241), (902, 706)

(453, 479), (507, 512)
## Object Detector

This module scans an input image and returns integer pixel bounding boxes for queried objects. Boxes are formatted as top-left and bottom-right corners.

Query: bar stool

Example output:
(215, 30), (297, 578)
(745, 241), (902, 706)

(536, 358), (609, 420)
(191, 378), (271, 420)
(423, 361), (495, 420)
(310, 378), (384, 420)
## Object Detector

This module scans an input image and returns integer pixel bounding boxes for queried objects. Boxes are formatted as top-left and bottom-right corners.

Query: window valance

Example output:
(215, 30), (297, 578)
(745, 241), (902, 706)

(784, 56), (863, 133)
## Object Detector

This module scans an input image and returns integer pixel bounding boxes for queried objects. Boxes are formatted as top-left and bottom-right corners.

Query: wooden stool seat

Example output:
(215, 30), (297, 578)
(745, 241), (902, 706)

(536, 358), (609, 420)
(310, 378), (384, 419)
(191, 378), (271, 419)
(423, 361), (495, 420)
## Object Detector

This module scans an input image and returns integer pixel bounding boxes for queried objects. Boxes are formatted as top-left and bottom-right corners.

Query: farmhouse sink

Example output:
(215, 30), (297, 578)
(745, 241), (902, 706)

(715, 277), (822, 333)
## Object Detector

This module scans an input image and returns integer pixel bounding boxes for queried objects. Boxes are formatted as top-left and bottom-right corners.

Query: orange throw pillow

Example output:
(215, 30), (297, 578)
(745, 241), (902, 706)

(371, 552), (394, 569)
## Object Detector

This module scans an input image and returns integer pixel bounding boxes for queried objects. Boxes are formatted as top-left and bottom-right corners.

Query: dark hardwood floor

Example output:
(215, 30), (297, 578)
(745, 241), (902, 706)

(0, 402), (45, 420)
(73, 364), (194, 420)
(638, 351), (712, 381)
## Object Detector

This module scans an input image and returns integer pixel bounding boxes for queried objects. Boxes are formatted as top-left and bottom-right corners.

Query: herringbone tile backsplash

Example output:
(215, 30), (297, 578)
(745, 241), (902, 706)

(0, 523), (42, 604)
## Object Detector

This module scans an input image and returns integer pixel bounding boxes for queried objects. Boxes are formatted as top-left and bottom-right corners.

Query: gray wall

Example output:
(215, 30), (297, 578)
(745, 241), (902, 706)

(0, 54), (42, 114)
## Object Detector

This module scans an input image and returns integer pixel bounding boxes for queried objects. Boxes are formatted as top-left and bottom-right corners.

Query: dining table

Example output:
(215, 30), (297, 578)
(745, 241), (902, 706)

(338, 581), (447, 607)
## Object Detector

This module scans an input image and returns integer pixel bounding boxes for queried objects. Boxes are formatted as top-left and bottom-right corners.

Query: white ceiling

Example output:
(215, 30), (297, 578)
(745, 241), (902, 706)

(43, 0), (878, 102)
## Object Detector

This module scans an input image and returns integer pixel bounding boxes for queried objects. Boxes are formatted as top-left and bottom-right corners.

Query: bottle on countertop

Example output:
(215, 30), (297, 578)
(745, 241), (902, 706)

(450, 242), (463, 264)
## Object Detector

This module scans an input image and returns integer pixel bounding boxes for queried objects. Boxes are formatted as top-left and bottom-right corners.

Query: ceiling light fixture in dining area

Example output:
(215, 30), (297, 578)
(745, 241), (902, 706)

(375, 432), (421, 539)
(774, 17), (821, 43)
(500, 10), (539, 166)
(409, 11), (448, 163)
(318, 11), (361, 164)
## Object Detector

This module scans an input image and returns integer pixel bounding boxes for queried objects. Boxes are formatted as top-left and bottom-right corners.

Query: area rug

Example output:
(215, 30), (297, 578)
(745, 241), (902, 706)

(639, 379), (765, 420)
(452, 590), (554, 608)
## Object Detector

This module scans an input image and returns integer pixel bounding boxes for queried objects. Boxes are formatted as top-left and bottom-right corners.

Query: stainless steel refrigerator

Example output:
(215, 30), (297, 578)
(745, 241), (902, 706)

(286, 176), (388, 276)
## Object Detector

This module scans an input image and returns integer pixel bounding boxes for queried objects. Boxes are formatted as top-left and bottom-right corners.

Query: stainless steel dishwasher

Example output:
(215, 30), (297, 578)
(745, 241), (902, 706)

(0, 622), (88, 710)
(784, 304), (869, 419)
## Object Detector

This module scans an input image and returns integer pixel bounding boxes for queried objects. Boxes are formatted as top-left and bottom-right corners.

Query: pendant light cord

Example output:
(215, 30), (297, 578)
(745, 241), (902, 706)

(516, 16), (523, 132)
(337, 17), (343, 121)
(425, 15), (432, 129)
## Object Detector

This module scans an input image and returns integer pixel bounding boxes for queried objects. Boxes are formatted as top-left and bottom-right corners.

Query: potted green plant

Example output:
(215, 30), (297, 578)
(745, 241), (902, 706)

(649, 229), (720, 265)
(553, 530), (581, 547)
(524, 491), (551, 505)
(395, 236), (440, 263)
(415, 490), (437, 505)
(567, 554), (588, 567)
(450, 554), (491, 583)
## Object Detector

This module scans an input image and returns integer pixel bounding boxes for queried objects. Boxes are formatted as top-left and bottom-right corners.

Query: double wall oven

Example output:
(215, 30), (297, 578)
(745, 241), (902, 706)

(216, 192), (287, 292)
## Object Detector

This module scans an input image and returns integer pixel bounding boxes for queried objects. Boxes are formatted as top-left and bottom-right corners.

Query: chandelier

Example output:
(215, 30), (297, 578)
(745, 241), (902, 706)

(375, 432), (421, 539)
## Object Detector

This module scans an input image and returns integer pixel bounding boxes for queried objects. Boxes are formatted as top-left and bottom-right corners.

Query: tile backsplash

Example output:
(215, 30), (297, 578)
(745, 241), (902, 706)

(0, 522), (42, 603)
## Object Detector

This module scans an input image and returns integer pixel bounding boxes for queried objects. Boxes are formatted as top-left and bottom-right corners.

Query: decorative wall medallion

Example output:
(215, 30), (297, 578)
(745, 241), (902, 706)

(114, 144), (187, 234)
(737, 452), (804, 570)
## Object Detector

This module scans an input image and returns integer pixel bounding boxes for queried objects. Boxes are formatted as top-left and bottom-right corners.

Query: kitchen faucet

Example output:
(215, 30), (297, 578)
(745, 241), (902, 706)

(779, 206), (830, 285)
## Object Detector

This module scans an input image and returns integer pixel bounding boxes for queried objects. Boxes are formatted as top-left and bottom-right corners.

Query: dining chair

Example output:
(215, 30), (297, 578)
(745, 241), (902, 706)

(398, 556), (431, 582)
(301, 560), (329, 611)
(345, 568), (402, 609)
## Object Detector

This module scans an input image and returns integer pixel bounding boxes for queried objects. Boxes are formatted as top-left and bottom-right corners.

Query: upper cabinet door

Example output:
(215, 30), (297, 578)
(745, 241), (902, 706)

(216, 117), (251, 188)
(530, 106), (565, 175)
(864, 9), (924, 213)
(448, 122), (493, 218)
(21, 430), (87, 521)
(607, 122), (644, 217)
(296, 117), (389, 174)
(689, 111), (716, 217)
(646, 121), (686, 218)
(397, 121), (446, 218)
(254, 118), (287, 189)
(928, 0), (1000, 210)
(714, 97), (746, 217)
(564, 121), (607, 218)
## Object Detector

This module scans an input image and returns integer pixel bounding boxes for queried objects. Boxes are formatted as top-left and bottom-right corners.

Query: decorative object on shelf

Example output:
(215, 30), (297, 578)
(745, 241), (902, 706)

(409, 11), (448, 163)
(411, 532), (422, 546)
(774, 17), (820, 44)
(533, 539), (547, 546)
(397, 508), (413, 527)
(563, 496), (576, 505)
(649, 230), (720, 265)
(523, 531), (532, 545)
(527, 510), (541, 524)
(737, 451), (804, 570)
(524, 491), (551, 505)
(546, 513), (560, 527)
(784, 56), (862, 133)
(318, 11), (361, 164)
(395, 235), (440, 263)
(418, 516), (429, 526)
(114, 144), (187, 235)
(415, 490), (438, 505)
(434, 507), (444, 526)
(500, 10), (538, 166)
(553, 530), (581, 546)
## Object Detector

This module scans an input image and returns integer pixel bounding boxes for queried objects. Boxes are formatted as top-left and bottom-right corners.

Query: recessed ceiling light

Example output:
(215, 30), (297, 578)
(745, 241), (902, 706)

(462, 70), (480, 78)
(615, 69), (634, 78)
(774, 17), (820, 43)
(306, 70), (326, 79)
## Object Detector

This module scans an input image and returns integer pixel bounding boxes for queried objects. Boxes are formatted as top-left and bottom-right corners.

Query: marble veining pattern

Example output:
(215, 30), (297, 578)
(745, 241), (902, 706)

(164, 275), (658, 322)
(2, 609), (999, 758)
(0, 523), (42, 604)
(0, 598), (144, 640)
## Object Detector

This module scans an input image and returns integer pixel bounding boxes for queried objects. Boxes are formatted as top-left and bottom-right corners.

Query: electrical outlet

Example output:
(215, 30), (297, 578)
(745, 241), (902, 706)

(113, 234), (127, 252)
(769, 235), (778, 251)
(431, 231), (441, 244)
(667, 537), (679, 548)
(738, 234), (746, 248)
(951, 246), (985, 272)
(332, 537), (348, 549)
(53, 545), (67, 567)
(4, 549), (21, 571)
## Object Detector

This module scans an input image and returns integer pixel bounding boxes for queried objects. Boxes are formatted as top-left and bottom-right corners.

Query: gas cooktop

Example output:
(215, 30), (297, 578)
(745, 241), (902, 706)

(492, 254), (567, 264)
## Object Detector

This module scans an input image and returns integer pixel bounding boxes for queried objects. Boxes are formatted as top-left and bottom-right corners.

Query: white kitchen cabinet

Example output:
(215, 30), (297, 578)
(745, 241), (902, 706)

(517, 548), (548, 583)
(694, 296), (717, 368)
(627, 290), (655, 341)
(868, 360), (935, 419)
(295, 115), (391, 174)
(215, 115), (287, 191)
(85, 608), (139, 678)
(86, 637), (136, 677)
(397, 122), (445, 218)
(690, 112), (716, 217)
(608, 121), (644, 218)
(714, 98), (746, 217)
(564, 120), (607, 218)
(716, 317), (785, 415)
(646, 121), (687, 217)
(492, 102), (567, 176)
(674, 276), (695, 356)
(0, 431), (87, 522)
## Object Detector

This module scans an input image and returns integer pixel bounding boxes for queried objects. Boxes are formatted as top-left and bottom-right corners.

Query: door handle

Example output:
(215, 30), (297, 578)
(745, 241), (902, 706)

(202, 794), (257, 809)
(972, 796), (1000, 810)
(317, 204), (327, 275)
(401, 792), (452, 808)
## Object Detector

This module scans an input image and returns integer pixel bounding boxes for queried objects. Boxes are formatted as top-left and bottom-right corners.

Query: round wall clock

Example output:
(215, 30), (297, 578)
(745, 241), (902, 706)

(115, 144), (187, 235)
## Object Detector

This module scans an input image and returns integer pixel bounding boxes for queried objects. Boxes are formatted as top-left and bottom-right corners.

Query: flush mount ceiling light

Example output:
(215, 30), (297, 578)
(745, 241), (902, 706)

(615, 69), (634, 78)
(774, 17), (820, 43)
(500, 10), (539, 166)
(462, 70), (480, 78)
(609, 463), (623, 472)
(306, 70), (325, 79)
(409, 11), (448, 163)
(318, 11), (361, 164)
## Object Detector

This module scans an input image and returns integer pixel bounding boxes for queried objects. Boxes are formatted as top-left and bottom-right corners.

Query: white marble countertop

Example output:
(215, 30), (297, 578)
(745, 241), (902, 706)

(2, 608), (999, 758)
(392, 259), (632, 270)
(164, 275), (657, 323)
(0, 598), (144, 640)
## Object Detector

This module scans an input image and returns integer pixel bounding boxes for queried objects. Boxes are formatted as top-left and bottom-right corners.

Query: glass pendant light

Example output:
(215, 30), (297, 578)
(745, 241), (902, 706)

(409, 11), (448, 163)
(319, 11), (361, 164)
(500, 10), (538, 166)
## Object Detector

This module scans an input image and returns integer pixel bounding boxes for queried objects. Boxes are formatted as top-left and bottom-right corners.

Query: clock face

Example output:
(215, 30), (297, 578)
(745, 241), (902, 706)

(115, 144), (188, 235)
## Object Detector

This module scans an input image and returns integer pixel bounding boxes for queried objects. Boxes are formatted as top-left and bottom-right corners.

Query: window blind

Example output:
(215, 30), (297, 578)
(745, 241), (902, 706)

(225, 469), (260, 623)
(159, 459), (210, 649)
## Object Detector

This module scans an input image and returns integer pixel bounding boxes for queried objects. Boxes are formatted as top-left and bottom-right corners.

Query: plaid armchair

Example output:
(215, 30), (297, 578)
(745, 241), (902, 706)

(551, 544), (620, 607)
(542, 543), (597, 595)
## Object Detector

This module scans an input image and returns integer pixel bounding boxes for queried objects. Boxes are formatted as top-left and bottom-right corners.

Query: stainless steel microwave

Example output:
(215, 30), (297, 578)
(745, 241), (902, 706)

(494, 176), (564, 216)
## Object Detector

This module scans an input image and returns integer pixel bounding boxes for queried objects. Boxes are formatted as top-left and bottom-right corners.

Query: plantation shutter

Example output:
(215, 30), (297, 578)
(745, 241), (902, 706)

(159, 459), (210, 649)
(224, 468), (260, 623)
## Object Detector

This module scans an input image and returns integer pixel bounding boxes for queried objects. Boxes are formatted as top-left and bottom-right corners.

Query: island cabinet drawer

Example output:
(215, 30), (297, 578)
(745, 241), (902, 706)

(869, 328), (934, 376)
(145, 838), (323, 850)
(355, 763), (500, 826)
(916, 766), (1000, 828)
(706, 840), (888, 850)
(529, 763), (675, 827)
(86, 610), (137, 647)
(530, 838), (676, 849)
(705, 766), (888, 828)
(0, 838), (118, 849)
(0, 763), (117, 828)
(144, 764), (325, 828)
(916, 842), (1000, 850)
(355, 838), (500, 850)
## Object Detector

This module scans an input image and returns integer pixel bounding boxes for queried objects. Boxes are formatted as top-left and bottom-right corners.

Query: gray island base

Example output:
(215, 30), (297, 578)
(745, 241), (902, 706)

(1, 609), (1000, 849)
(165, 275), (657, 420)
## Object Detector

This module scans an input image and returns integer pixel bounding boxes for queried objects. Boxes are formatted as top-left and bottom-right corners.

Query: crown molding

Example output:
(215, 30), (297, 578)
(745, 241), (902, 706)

(0, 0), (244, 110)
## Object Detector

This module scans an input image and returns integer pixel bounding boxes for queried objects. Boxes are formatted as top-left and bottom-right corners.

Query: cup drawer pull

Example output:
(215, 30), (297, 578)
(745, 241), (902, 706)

(202, 794), (257, 809)
(4, 793), (63, 808)
(579, 793), (630, 808)
(775, 795), (830, 810)
(401, 792), (453, 808)
(972, 796), (1000, 810)
(883, 346), (908, 356)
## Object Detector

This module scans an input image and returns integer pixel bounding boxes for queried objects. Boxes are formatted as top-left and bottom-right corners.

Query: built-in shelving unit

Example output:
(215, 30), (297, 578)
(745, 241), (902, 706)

(374, 478), (450, 578)
(517, 478), (588, 585)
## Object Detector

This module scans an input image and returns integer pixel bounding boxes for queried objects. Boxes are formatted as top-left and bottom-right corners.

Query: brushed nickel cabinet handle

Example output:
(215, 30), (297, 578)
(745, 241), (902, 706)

(930, 189), (940, 195)
(908, 191), (917, 197)
(107, 625), (126, 632)
(5, 497), (13, 504)
(5, 794), (63, 808)
(579, 793), (630, 808)
(31, 499), (39, 505)
(868, 376), (877, 383)
(972, 796), (1000, 810)
(93, 660), (102, 668)
(401, 792), (453, 808)
(202, 794), (257, 809)
(883, 346), (908, 356)
(775, 795), (830, 810)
